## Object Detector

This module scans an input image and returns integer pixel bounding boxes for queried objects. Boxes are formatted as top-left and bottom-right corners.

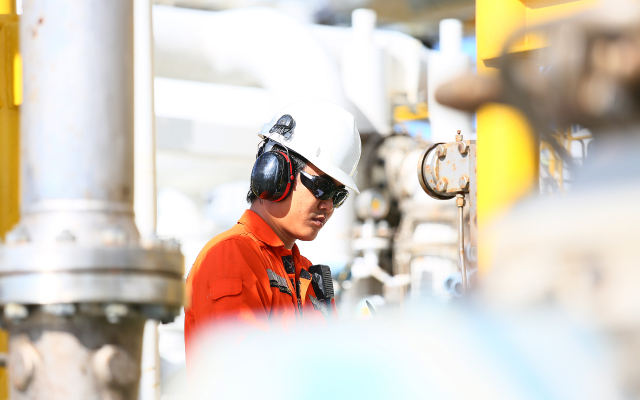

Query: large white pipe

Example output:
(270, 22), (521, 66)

(341, 9), (390, 134)
(21, 1), (134, 209)
(427, 19), (473, 142)
(152, 6), (429, 136)
(153, 6), (349, 110)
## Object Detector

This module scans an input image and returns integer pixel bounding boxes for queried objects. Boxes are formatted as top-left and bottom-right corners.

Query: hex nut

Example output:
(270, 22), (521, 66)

(92, 345), (139, 387)
(455, 130), (463, 142)
(4, 303), (28, 320)
(104, 304), (129, 324)
(456, 196), (466, 207)
(435, 145), (447, 159)
(436, 179), (448, 192)
(457, 142), (468, 154)
(5, 227), (30, 244)
(459, 176), (470, 189)
(56, 229), (76, 243)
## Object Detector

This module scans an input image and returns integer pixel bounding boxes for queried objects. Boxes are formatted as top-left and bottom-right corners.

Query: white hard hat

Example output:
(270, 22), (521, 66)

(259, 99), (362, 193)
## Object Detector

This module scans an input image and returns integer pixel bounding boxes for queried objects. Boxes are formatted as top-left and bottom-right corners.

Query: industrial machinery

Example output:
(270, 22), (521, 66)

(0, 2), (183, 399)
(342, 19), (474, 308)
(436, 0), (640, 396)
(416, 131), (477, 293)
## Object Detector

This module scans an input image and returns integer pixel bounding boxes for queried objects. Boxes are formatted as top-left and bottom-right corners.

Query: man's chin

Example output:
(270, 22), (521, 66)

(296, 230), (320, 242)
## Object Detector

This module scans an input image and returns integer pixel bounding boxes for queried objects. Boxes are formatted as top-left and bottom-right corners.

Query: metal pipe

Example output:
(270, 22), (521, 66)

(456, 194), (467, 292)
(135, 0), (162, 399)
(0, 1), (183, 398)
(135, 0), (158, 243)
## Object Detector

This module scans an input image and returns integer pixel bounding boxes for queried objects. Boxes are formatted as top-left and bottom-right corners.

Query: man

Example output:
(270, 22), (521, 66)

(184, 99), (361, 364)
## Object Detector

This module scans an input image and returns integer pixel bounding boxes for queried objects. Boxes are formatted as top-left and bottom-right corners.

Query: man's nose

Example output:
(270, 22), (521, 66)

(318, 198), (334, 212)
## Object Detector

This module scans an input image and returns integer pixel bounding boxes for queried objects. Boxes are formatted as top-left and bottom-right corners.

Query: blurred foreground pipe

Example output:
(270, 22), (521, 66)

(475, 0), (539, 274)
(0, 1), (183, 399)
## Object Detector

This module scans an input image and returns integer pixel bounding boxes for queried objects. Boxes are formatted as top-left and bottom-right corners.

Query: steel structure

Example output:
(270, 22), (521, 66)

(0, 1), (183, 399)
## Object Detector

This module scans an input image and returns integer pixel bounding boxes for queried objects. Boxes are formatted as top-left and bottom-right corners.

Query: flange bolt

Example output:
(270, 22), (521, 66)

(459, 175), (469, 190)
(437, 179), (448, 192)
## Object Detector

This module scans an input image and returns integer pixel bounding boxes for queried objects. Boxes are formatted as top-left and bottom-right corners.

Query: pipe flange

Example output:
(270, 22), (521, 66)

(417, 142), (456, 200)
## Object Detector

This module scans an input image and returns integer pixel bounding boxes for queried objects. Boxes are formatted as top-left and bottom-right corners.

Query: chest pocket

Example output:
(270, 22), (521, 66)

(209, 278), (242, 300)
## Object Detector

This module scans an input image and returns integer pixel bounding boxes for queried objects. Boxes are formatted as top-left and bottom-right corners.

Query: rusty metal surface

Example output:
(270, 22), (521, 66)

(417, 139), (475, 198)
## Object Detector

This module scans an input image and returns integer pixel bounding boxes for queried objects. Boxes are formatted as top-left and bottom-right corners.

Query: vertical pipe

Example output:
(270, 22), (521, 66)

(0, 0), (15, 14)
(134, 1), (161, 399)
(476, 0), (539, 274)
(0, 0), (19, 240)
(428, 19), (473, 142)
(21, 0), (135, 209)
(134, 0), (157, 242)
(0, 3), (18, 399)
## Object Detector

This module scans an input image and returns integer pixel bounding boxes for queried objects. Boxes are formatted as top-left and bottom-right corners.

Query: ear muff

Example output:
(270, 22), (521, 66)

(250, 151), (294, 202)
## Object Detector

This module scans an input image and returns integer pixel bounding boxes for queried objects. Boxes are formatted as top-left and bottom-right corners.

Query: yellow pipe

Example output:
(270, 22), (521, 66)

(0, 2), (18, 398)
(0, 0), (14, 15)
(0, 9), (19, 240)
(475, 0), (593, 274)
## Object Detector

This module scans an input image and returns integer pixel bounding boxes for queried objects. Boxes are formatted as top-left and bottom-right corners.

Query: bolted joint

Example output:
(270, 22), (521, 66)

(41, 303), (76, 317)
(459, 175), (470, 190)
(457, 141), (468, 155)
(455, 130), (463, 142)
(104, 304), (129, 324)
(456, 194), (466, 207)
(4, 303), (28, 320)
(435, 144), (447, 159)
(436, 179), (448, 192)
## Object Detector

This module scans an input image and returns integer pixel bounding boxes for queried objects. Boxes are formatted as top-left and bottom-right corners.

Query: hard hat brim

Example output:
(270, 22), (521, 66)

(259, 133), (360, 194)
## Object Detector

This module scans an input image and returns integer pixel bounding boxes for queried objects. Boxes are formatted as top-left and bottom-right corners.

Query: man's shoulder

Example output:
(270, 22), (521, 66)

(196, 223), (258, 261)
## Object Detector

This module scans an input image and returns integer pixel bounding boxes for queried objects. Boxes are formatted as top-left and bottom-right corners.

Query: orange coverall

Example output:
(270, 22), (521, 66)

(184, 210), (336, 365)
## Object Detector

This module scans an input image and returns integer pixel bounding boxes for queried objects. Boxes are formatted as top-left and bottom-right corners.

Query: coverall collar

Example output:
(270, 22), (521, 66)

(238, 210), (301, 257)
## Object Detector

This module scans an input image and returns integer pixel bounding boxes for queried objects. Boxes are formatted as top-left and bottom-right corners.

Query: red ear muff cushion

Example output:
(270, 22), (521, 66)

(273, 151), (293, 202)
(250, 151), (293, 202)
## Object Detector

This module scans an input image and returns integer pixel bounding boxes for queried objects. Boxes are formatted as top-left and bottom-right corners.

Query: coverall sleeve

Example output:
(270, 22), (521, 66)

(185, 238), (272, 352)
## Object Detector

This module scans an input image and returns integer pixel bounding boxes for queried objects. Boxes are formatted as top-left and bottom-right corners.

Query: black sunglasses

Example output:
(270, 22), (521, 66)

(299, 170), (349, 208)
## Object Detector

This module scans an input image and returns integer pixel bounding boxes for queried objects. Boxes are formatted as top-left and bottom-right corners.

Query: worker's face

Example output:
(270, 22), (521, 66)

(266, 162), (341, 243)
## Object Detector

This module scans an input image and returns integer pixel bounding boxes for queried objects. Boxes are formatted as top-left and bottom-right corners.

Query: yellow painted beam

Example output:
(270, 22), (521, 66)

(475, 0), (593, 274)
(0, 2), (18, 398)
(393, 102), (429, 122)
